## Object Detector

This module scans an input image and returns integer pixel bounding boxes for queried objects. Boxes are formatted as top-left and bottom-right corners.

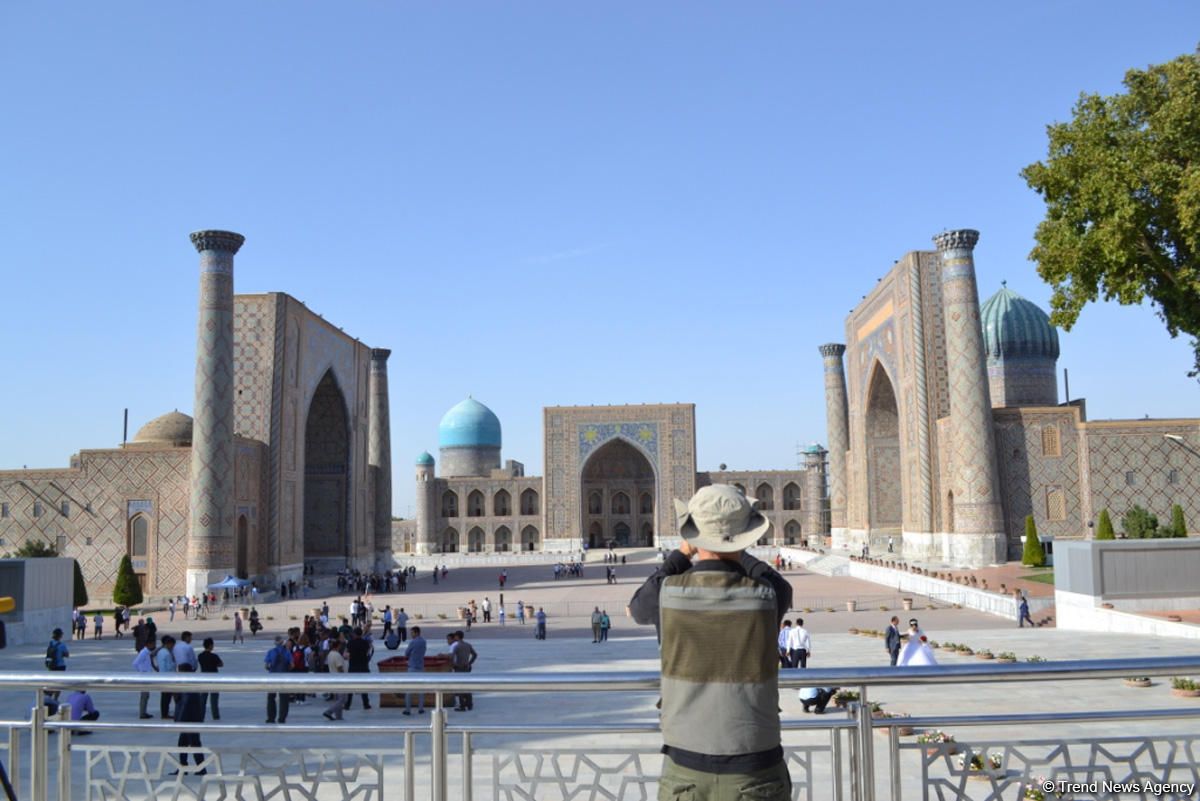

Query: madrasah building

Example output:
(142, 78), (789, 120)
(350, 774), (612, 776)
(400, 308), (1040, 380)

(820, 229), (1200, 567)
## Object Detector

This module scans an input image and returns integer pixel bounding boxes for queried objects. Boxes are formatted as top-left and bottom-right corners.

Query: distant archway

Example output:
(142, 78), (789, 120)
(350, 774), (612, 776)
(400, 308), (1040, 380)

(441, 527), (459, 553)
(866, 362), (902, 532)
(639, 521), (653, 546)
(495, 526), (512, 552)
(783, 482), (801, 511)
(521, 525), (539, 551)
(580, 437), (657, 549)
(236, 515), (249, 579)
(756, 483), (774, 511)
(588, 521), (603, 549)
(494, 490), (511, 517)
(613, 522), (631, 547)
(520, 489), (539, 516)
(467, 491), (485, 517)
(304, 370), (350, 566)
(468, 527), (485, 552)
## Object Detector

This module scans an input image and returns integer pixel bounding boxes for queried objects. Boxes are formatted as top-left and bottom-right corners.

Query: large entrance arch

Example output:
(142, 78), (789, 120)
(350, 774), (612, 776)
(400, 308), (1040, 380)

(304, 370), (350, 568)
(580, 438), (656, 549)
(865, 362), (902, 533)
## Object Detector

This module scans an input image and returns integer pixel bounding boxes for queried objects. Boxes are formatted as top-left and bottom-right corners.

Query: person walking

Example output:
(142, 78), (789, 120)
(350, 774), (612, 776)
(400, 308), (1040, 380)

(264, 636), (292, 724)
(344, 628), (374, 711)
(450, 630), (478, 711)
(113, 607), (125, 638)
(172, 663), (208, 776)
(168, 599), (176, 622)
(885, 616), (902, 666)
(156, 635), (177, 719)
(93, 611), (104, 639)
(498, 606), (506, 626)
(402, 627), (427, 716)
(323, 638), (348, 721)
(132, 635), (156, 719)
(534, 608), (547, 640)
(482, 597), (492, 624)
(382, 606), (393, 639)
(396, 608), (409, 642)
(197, 638), (224, 720)
(233, 611), (245, 644)
(600, 610), (611, 642)
(516, 602), (525, 625)
(591, 607), (603, 643)
(629, 484), (793, 800)
(777, 620), (793, 669)
(787, 618), (811, 668)
(1018, 592), (1036, 628)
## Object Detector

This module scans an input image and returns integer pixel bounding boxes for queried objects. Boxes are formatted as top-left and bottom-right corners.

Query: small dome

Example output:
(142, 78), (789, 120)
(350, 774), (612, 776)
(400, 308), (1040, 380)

(438, 397), (502, 449)
(415, 451), (435, 466)
(802, 443), (827, 455)
(981, 285), (1060, 361)
(132, 411), (193, 446)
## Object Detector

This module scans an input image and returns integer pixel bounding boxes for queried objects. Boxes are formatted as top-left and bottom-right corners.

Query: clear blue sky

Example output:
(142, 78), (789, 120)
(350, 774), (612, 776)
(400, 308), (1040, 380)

(2, 4), (1198, 517)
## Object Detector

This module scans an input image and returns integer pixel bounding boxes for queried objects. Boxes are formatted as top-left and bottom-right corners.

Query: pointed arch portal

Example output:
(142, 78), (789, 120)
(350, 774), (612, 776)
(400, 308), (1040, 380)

(581, 437), (656, 549)
(304, 370), (351, 565)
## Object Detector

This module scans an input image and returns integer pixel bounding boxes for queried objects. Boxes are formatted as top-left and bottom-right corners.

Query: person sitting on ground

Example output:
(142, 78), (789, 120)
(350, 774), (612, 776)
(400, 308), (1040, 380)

(65, 689), (100, 734)
(798, 687), (838, 715)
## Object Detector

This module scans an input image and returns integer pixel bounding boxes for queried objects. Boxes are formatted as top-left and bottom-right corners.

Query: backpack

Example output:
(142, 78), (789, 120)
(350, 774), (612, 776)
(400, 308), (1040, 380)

(44, 641), (58, 669)
(291, 647), (306, 672)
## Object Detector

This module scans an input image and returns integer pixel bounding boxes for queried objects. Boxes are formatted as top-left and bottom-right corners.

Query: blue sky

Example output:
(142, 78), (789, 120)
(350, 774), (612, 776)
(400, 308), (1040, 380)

(2, 4), (1198, 517)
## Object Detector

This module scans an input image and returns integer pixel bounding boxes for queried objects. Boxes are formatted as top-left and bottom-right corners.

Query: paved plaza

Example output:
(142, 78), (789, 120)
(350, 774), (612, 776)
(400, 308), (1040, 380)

(3, 553), (1199, 799)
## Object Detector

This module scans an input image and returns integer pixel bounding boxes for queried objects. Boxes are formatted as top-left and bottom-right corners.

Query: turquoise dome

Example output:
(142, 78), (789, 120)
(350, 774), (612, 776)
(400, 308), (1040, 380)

(980, 285), (1060, 361)
(438, 397), (502, 449)
(802, 443), (826, 454)
(415, 451), (434, 466)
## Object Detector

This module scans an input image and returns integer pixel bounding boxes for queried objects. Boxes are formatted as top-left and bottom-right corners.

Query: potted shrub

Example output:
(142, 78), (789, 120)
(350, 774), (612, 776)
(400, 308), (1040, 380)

(878, 605), (889, 612)
(956, 645), (974, 656)
(832, 689), (860, 708)
(1026, 655), (1047, 663)
(848, 627), (860, 635)
(902, 598), (914, 610)
(997, 652), (1017, 663)
(1171, 677), (1200, 698)
(916, 730), (957, 756)
(958, 752), (1004, 780)
(880, 712), (915, 736)
(939, 641), (956, 651)
(976, 649), (994, 660)
(927, 640), (939, 649)
(1123, 677), (1152, 688)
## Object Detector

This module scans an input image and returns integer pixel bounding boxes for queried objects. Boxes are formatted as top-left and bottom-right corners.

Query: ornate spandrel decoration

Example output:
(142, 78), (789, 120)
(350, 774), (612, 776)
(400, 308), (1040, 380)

(189, 229), (245, 254)
(578, 423), (659, 466)
(932, 229), (980, 253)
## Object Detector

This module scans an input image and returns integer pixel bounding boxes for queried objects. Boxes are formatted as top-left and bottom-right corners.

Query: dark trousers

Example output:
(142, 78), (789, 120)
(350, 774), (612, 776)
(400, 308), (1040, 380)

(209, 692), (220, 720)
(344, 670), (371, 708)
(1019, 611), (1035, 627)
(160, 692), (174, 718)
(452, 665), (472, 709)
(789, 649), (808, 668)
(266, 692), (289, 723)
(535, 623), (546, 640)
(177, 732), (203, 766)
(889, 649), (899, 667)
(779, 649), (790, 668)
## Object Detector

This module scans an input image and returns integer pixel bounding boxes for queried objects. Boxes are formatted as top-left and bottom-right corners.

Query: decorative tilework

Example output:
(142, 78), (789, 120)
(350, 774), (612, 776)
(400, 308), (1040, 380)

(578, 423), (659, 466)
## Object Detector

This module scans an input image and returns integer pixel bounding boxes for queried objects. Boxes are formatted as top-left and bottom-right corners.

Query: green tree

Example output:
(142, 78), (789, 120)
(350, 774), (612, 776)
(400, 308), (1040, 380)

(1095, 508), (1116, 540)
(1022, 516), (1046, 567)
(1170, 503), (1188, 537)
(6, 539), (57, 558)
(111, 555), (143, 607)
(1122, 505), (1160, 539)
(72, 559), (89, 607)
(1021, 47), (1200, 378)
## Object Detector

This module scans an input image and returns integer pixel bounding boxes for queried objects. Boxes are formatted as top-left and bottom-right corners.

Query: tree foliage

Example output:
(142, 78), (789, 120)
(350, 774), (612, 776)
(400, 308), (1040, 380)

(72, 560), (89, 607)
(112, 555), (143, 607)
(1021, 47), (1200, 377)
(1122, 505), (1160, 538)
(5, 539), (58, 558)
(1095, 508), (1116, 540)
(1022, 515), (1046, 567)
(1170, 503), (1188, 537)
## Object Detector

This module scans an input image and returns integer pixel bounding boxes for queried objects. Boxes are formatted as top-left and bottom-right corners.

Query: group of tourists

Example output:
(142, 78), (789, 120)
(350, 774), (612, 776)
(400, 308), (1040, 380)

(552, 562), (584, 579)
(336, 567), (414, 594)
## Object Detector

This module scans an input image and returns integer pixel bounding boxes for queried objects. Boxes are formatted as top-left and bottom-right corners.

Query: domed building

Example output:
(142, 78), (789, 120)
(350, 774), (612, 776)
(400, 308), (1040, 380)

(981, 283), (1060, 407)
(0, 231), (393, 600)
(407, 397), (828, 554)
(820, 229), (1199, 567)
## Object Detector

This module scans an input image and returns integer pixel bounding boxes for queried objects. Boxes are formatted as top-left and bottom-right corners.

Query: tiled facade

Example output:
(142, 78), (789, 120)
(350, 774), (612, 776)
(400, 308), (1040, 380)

(823, 228), (1200, 567)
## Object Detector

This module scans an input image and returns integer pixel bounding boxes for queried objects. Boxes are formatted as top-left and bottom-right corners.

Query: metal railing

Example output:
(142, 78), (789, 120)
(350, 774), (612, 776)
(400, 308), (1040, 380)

(1, 656), (1199, 801)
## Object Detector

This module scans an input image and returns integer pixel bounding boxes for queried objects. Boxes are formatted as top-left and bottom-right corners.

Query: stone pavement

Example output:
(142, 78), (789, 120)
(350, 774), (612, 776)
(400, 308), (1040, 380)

(2, 553), (1198, 799)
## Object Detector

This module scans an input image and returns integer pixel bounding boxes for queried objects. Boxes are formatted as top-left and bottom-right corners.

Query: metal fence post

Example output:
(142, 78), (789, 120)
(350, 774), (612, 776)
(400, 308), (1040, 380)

(56, 712), (71, 801)
(403, 730), (415, 801)
(431, 691), (447, 801)
(7, 726), (21, 798)
(462, 731), (473, 801)
(29, 691), (45, 801)
(830, 727), (843, 801)
(889, 725), (901, 801)
(857, 687), (875, 801)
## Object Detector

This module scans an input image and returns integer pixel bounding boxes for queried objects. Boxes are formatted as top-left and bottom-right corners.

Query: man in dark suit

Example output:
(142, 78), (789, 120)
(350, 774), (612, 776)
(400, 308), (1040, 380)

(885, 616), (902, 666)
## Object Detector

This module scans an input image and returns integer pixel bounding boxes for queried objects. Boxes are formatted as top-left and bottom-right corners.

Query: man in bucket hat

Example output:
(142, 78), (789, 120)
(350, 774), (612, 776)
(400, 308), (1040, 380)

(630, 484), (793, 800)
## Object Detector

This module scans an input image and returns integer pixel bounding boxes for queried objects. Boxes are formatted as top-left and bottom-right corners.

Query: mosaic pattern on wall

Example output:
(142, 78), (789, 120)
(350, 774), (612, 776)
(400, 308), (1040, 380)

(578, 423), (659, 466)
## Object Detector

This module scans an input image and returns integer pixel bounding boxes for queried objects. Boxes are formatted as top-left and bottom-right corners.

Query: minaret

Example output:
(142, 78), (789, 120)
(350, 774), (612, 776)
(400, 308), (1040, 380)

(801, 445), (828, 545)
(186, 229), (244, 597)
(415, 453), (436, 554)
(369, 348), (393, 567)
(933, 229), (1007, 566)
(819, 343), (850, 547)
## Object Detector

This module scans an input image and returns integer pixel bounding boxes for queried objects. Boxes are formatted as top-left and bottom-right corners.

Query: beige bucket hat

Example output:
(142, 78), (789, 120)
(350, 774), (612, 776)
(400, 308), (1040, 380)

(673, 484), (771, 552)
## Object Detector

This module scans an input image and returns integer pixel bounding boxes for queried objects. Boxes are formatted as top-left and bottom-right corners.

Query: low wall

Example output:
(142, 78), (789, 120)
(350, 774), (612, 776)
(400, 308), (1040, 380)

(0, 557), (74, 647)
(1056, 590), (1200, 640)
(1056, 538), (1200, 609)
(384, 551), (584, 571)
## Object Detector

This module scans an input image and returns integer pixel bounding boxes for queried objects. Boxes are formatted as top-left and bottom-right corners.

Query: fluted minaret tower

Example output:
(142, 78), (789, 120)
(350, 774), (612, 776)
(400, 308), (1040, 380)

(801, 444), (828, 545)
(369, 348), (393, 567)
(415, 452), (437, 555)
(933, 230), (1006, 566)
(819, 343), (850, 547)
(186, 230), (244, 596)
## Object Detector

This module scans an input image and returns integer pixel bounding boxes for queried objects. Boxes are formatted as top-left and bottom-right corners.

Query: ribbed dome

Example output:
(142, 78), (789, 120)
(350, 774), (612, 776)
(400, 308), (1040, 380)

(981, 285), (1060, 361)
(437, 398), (502, 449)
(132, 411), (193, 446)
(415, 451), (435, 466)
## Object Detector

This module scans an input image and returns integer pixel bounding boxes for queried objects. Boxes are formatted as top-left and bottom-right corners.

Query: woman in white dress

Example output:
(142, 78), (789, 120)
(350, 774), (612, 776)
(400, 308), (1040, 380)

(897, 619), (938, 666)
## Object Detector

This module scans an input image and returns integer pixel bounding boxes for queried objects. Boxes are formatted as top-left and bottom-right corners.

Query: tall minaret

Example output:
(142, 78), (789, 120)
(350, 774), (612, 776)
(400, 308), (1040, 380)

(801, 445), (828, 545)
(819, 343), (850, 547)
(415, 453), (436, 554)
(186, 230), (244, 596)
(369, 348), (393, 567)
(933, 230), (1006, 566)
